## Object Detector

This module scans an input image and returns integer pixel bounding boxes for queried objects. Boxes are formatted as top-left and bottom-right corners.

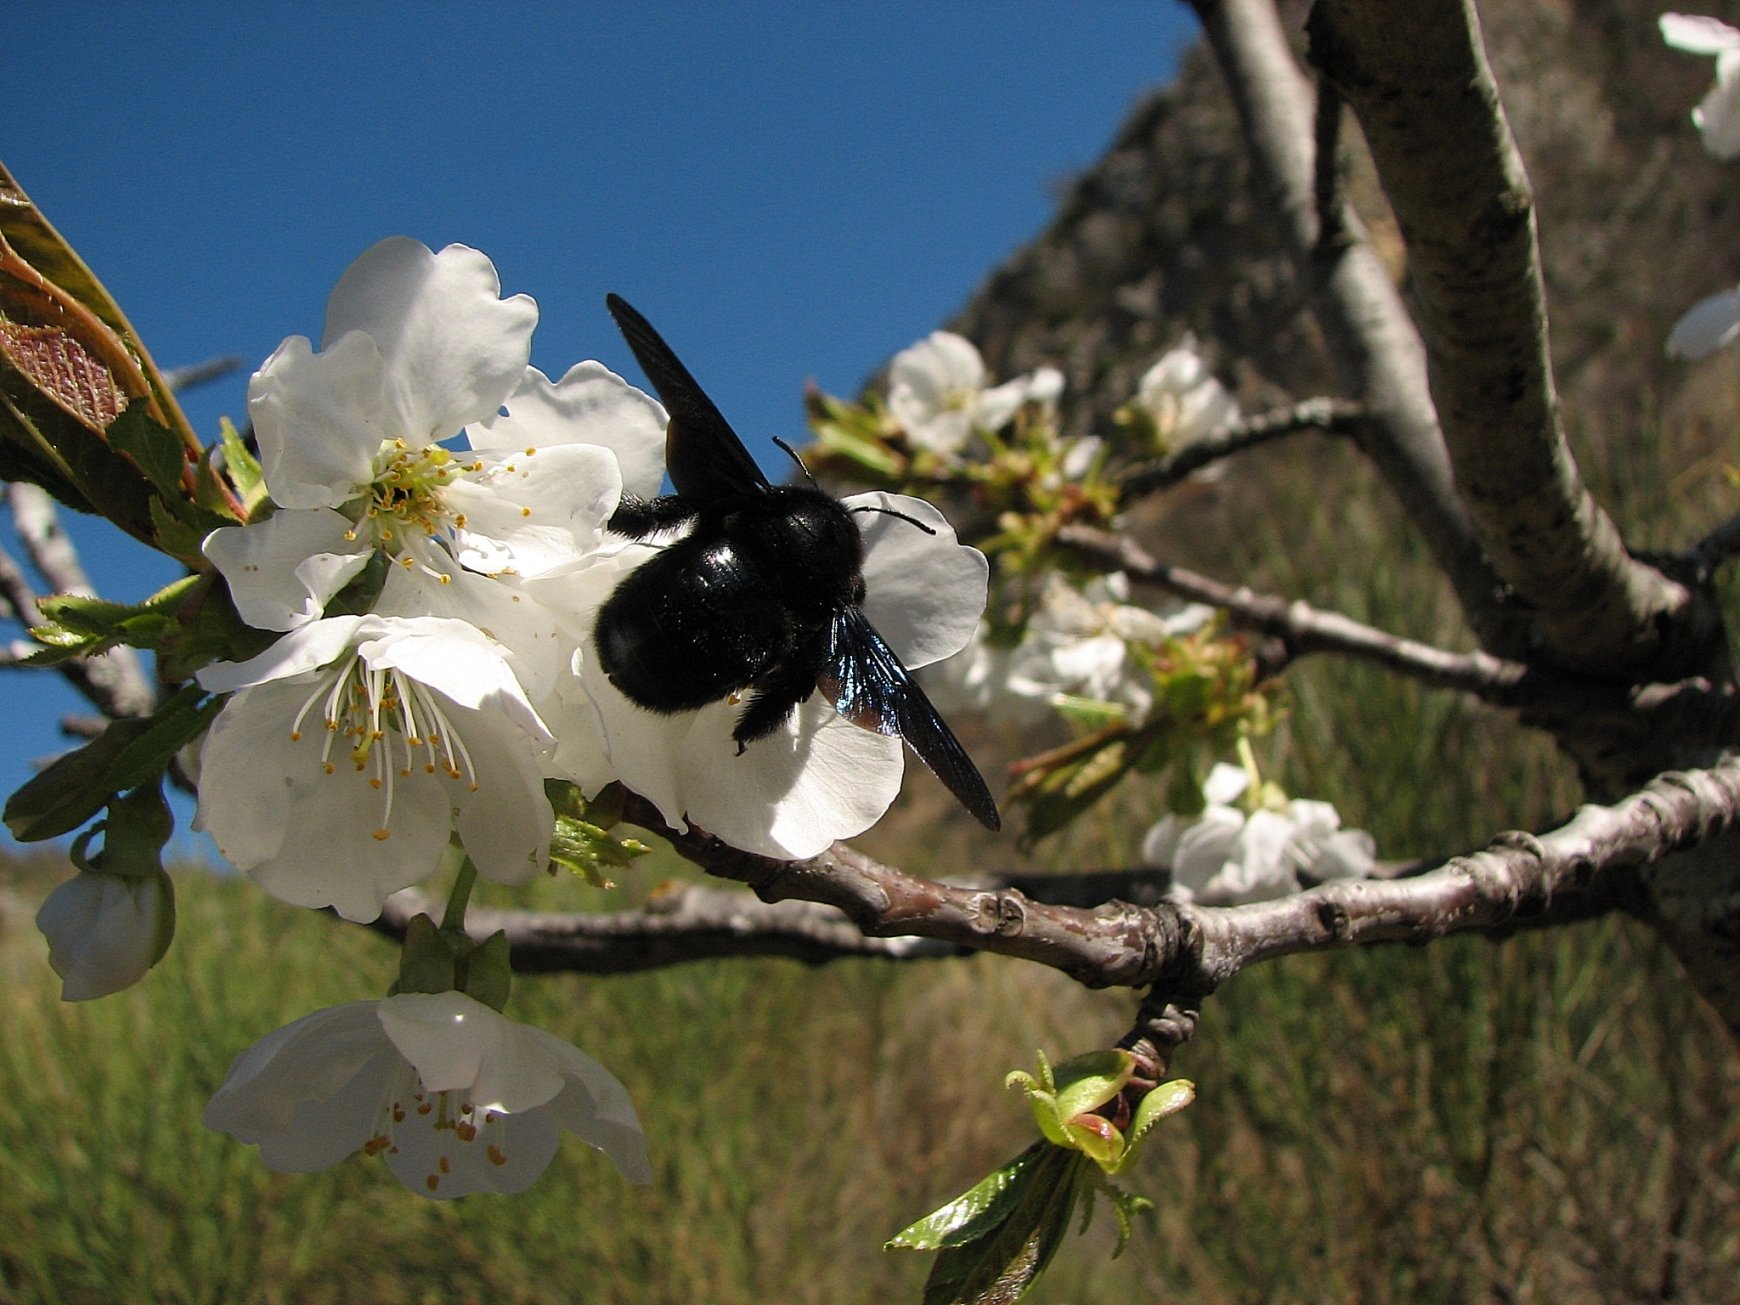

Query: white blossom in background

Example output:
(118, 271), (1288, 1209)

(204, 237), (663, 631)
(194, 613), (557, 922)
(929, 572), (1215, 727)
(1142, 762), (1377, 906)
(1661, 14), (1740, 158)
(887, 331), (1056, 454)
(204, 991), (650, 1199)
(1132, 338), (1239, 452)
(35, 869), (174, 1001)
(1661, 17), (1740, 359)
(530, 492), (990, 860)
(1667, 285), (1740, 360)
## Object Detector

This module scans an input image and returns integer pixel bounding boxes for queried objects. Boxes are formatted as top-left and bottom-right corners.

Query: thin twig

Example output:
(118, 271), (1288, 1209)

(5, 483), (157, 720)
(162, 354), (246, 394)
(1058, 523), (1532, 701)
(1116, 397), (1366, 498)
(1687, 509), (1740, 579)
(1312, 74), (1349, 255)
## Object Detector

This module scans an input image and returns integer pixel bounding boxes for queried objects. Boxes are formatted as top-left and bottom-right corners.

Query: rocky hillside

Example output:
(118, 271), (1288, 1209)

(950, 0), (1740, 461)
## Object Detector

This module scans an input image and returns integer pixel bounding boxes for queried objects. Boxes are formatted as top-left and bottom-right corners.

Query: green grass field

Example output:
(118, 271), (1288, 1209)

(1, 834), (1736, 1304)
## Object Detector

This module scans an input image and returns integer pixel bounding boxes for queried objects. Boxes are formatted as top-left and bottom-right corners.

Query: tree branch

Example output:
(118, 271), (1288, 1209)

(6, 483), (156, 721)
(1189, 0), (1513, 651)
(1115, 396), (1365, 498)
(1303, 0), (1690, 675)
(1060, 522), (1531, 701)
(582, 764), (1736, 992)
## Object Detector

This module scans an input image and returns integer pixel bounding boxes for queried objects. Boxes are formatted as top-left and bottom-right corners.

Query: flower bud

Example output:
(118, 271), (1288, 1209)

(36, 869), (174, 1001)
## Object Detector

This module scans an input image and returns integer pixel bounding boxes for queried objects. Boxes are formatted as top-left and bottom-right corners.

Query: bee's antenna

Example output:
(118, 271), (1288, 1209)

(772, 437), (818, 487)
(773, 435), (939, 535)
(850, 503), (937, 535)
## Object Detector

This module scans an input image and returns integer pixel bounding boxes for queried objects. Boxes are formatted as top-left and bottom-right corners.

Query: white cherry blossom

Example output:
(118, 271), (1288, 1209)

(204, 991), (650, 1199)
(887, 331), (1052, 454)
(1142, 763), (1376, 906)
(205, 238), (662, 631)
(1662, 14), (1740, 158)
(195, 614), (556, 921)
(1132, 338), (1239, 451)
(928, 572), (1212, 726)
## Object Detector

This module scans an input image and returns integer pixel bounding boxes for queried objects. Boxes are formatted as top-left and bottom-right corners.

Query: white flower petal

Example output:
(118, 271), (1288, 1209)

(1312, 829), (1378, 880)
(1169, 806), (1246, 900)
(196, 616), (365, 695)
(850, 492), (988, 669)
(1141, 813), (1187, 868)
(203, 508), (371, 631)
(1695, 53), (1740, 158)
(1201, 763), (1251, 807)
(356, 617), (549, 737)
(474, 361), (668, 500)
(517, 1025), (653, 1185)
(444, 442), (623, 579)
(676, 697), (904, 859)
(321, 238), (537, 440)
(1661, 12), (1740, 55)
(975, 377), (1031, 432)
(249, 332), (391, 509)
(889, 332), (988, 454)
(1224, 809), (1298, 903)
(203, 1001), (397, 1170)
(1667, 286), (1740, 359)
(380, 992), (561, 1111)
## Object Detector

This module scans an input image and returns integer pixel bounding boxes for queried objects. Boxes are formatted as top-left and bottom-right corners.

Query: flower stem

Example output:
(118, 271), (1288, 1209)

(441, 855), (478, 933)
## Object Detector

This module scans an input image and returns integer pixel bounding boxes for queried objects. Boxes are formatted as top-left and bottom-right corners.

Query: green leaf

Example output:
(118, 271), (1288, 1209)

(1050, 694), (1129, 731)
(0, 162), (202, 552)
(103, 685), (221, 794)
(106, 403), (187, 496)
(915, 1146), (1086, 1305)
(217, 415), (266, 514)
(2, 684), (215, 841)
(1093, 1176), (1154, 1257)
(1050, 1049), (1133, 1121)
(5, 716), (156, 841)
(1110, 1078), (1196, 1174)
(887, 1144), (1048, 1252)
(812, 423), (904, 479)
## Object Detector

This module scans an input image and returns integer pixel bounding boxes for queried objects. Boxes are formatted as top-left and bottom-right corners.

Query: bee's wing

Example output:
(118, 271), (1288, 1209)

(605, 294), (768, 501)
(821, 607), (1001, 831)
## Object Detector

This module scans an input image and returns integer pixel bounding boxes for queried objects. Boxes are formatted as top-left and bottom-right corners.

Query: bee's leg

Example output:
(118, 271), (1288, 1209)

(606, 494), (697, 537)
(732, 639), (827, 751)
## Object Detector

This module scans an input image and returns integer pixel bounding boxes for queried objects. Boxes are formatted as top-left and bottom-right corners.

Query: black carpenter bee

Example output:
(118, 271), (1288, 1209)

(594, 294), (1000, 831)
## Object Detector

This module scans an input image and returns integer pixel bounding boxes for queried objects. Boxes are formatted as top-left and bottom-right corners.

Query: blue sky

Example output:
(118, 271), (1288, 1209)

(4, 3), (1195, 853)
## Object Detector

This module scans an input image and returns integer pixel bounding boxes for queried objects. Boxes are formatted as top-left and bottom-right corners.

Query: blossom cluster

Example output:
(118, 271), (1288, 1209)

(196, 238), (987, 913)
(1143, 762), (1376, 906)
(54, 238), (991, 1199)
(31, 236), (1368, 1206)
(926, 571), (1214, 728)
